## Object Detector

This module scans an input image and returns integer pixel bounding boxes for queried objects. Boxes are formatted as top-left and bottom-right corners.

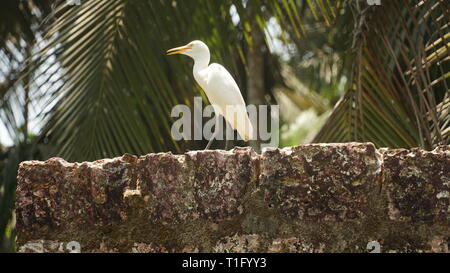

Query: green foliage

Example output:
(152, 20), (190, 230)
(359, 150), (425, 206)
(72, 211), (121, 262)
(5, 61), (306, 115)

(314, 0), (449, 149)
(0, 0), (336, 253)
(0, 0), (448, 253)
(0, 141), (43, 253)
(15, 0), (332, 161)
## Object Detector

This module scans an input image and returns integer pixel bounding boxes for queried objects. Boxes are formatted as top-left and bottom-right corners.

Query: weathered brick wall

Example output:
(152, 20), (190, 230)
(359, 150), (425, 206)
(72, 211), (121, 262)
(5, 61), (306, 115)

(15, 143), (449, 253)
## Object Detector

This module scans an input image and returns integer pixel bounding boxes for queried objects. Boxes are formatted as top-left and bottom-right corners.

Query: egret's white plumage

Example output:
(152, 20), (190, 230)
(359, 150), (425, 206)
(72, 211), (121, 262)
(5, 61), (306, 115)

(167, 40), (253, 146)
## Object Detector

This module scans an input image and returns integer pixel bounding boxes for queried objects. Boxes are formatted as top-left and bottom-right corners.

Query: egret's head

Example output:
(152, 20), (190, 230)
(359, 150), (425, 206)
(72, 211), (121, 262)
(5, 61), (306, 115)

(166, 40), (209, 60)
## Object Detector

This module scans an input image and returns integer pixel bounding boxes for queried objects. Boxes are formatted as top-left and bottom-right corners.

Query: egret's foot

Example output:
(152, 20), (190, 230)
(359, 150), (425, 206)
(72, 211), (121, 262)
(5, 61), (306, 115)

(204, 138), (215, 150)
(224, 140), (230, 151)
(205, 129), (219, 150)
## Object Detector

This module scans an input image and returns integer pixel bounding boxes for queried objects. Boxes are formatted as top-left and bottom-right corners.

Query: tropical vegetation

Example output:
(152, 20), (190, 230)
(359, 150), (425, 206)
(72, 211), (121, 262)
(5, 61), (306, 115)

(1, 0), (448, 252)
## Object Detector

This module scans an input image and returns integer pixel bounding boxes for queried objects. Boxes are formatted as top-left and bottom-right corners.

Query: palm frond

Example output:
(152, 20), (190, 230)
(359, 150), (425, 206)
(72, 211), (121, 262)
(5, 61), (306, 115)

(314, 0), (449, 149)
(4, 0), (333, 161)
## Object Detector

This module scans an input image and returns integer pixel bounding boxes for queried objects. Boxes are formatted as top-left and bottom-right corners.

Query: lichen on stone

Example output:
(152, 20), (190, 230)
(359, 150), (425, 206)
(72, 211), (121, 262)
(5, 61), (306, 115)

(15, 143), (450, 253)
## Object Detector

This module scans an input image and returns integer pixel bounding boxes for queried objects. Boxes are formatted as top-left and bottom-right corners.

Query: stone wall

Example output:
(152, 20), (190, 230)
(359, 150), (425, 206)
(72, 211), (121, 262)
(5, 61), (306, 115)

(15, 143), (449, 253)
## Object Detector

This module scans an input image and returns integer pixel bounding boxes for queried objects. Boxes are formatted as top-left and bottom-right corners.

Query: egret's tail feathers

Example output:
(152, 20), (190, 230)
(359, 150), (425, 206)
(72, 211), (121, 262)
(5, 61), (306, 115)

(223, 105), (254, 142)
(239, 117), (253, 142)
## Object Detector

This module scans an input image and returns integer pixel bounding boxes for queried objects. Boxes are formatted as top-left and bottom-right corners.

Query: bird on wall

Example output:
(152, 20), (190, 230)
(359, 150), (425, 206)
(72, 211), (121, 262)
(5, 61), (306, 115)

(166, 40), (253, 150)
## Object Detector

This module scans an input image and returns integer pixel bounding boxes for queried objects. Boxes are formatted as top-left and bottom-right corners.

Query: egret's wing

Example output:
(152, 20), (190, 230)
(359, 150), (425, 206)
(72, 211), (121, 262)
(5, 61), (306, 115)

(205, 63), (253, 141)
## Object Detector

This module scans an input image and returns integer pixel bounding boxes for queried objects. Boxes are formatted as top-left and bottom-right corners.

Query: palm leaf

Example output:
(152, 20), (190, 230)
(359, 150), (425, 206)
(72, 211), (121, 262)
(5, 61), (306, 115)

(4, 0), (333, 161)
(314, 0), (449, 149)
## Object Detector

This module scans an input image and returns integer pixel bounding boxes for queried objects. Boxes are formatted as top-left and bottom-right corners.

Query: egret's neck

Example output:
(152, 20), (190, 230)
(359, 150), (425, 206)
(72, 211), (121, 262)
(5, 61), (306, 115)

(192, 53), (210, 73)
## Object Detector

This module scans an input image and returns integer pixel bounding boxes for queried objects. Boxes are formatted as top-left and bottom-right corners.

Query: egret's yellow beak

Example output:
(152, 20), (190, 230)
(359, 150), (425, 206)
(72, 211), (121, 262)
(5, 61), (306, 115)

(166, 45), (192, 55)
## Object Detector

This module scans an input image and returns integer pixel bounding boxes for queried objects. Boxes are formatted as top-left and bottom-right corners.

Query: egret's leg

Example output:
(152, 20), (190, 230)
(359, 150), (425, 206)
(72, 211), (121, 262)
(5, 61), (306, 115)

(205, 132), (217, 150)
(204, 114), (221, 150)
(224, 120), (230, 150)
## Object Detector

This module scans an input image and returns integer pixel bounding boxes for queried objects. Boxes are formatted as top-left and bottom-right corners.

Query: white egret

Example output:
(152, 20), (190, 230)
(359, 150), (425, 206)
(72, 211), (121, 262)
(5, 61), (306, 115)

(167, 40), (253, 150)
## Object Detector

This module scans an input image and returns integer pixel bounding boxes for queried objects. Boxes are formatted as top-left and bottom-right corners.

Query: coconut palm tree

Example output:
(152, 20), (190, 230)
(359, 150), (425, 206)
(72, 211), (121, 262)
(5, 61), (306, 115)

(314, 0), (449, 149)
(0, 0), (448, 253)
(0, 0), (340, 252)
(2, 0), (338, 160)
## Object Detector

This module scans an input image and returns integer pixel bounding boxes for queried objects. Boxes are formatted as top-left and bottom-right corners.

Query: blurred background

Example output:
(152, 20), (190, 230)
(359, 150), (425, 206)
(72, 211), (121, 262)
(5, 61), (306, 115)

(0, 0), (448, 252)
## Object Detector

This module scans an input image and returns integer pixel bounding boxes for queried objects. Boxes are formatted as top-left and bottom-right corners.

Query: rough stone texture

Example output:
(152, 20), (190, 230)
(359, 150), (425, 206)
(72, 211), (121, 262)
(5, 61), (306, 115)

(15, 143), (449, 253)
(382, 146), (450, 223)
(260, 143), (382, 221)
